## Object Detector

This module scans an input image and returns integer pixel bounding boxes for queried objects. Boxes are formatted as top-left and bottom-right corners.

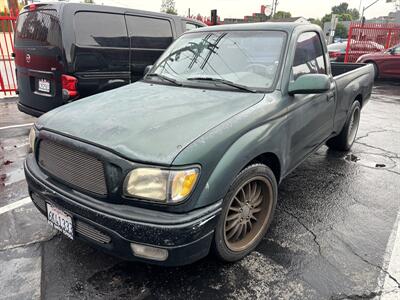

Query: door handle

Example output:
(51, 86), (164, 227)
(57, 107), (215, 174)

(327, 92), (335, 101)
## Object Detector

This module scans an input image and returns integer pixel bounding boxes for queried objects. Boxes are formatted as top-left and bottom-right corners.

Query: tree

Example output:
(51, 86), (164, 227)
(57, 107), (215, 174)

(308, 18), (323, 28)
(332, 2), (349, 15)
(334, 23), (348, 38)
(273, 11), (291, 19)
(161, 0), (178, 15)
(321, 3), (360, 26)
(339, 13), (353, 21)
(322, 13), (332, 24)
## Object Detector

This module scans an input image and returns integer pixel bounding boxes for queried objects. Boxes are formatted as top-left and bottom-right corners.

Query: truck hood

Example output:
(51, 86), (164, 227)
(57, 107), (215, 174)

(38, 82), (264, 165)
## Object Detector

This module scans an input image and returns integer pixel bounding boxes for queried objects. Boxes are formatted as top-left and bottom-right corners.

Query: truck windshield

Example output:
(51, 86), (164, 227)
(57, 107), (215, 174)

(15, 10), (61, 48)
(149, 30), (286, 91)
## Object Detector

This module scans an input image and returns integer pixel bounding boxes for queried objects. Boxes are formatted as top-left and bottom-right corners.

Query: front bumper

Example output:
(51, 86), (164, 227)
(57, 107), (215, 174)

(24, 155), (222, 266)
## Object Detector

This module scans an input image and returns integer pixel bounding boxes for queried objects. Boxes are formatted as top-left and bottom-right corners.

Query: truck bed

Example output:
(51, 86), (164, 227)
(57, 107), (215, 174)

(330, 62), (368, 77)
(330, 62), (374, 134)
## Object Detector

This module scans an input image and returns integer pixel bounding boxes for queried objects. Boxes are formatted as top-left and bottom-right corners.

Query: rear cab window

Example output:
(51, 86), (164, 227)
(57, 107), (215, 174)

(185, 22), (202, 32)
(15, 10), (61, 48)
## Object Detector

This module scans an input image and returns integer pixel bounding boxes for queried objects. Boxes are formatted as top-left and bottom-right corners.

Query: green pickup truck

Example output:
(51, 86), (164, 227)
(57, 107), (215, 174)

(25, 22), (374, 266)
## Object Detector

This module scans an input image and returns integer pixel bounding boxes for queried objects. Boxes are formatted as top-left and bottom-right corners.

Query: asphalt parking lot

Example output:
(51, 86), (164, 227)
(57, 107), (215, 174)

(0, 81), (399, 300)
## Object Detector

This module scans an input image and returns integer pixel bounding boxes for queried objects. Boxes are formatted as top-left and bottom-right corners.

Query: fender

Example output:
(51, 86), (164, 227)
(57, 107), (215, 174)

(194, 114), (287, 209)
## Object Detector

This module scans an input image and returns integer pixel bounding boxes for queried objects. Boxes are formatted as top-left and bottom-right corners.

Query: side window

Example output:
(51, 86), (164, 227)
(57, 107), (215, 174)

(74, 12), (128, 48)
(126, 16), (173, 49)
(292, 32), (326, 80)
(185, 22), (200, 31)
(393, 46), (400, 55)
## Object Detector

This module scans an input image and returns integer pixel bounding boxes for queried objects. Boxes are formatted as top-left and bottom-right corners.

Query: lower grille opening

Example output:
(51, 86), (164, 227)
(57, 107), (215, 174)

(75, 220), (112, 244)
(31, 193), (112, 245)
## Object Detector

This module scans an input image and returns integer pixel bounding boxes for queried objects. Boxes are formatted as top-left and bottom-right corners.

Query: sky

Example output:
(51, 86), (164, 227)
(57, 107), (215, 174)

(96, 0), (399, 20)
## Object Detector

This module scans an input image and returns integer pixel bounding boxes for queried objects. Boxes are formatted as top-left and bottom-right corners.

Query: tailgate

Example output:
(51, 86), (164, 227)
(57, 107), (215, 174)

(15, 9), (64, 113)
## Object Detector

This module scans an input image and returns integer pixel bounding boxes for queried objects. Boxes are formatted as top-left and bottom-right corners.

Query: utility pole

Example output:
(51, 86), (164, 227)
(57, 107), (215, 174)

(360, 0), (381, 21)
(328, 14), (339, 45)
(270, 0), (278, 18)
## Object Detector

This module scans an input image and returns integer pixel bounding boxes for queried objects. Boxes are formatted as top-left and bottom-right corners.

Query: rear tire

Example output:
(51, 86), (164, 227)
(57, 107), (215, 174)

(326, 100), (361, 151)
(371, 62), (379, 79)
(212, 164), (277, 262)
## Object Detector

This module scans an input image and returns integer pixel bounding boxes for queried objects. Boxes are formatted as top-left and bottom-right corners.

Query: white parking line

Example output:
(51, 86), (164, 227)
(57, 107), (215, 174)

(381, 209), (400, 299)
(0, 197), (31, 215)
(0, 123), (33, 131)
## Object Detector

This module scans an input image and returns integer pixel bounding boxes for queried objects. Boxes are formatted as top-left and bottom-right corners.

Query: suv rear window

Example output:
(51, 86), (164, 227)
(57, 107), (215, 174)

(15, 10), (61, 47)
(74, 12), (128, 48)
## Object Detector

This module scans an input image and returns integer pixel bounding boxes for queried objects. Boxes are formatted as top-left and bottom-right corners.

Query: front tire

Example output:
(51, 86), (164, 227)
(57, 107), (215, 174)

(326, 100), (361, 151)
(212, 164), (277, 262)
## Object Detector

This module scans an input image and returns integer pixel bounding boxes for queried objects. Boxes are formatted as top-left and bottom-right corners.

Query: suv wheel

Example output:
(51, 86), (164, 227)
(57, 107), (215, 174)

(212, 164), (277, 262)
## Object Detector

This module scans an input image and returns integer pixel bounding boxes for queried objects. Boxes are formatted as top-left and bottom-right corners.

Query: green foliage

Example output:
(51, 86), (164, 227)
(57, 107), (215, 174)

(273, 11), (291, 19)
(308, 18), (323, 28)
(322, 3), (360, 26)
(335, 23), (348, 38)
(322, 13), (332, 24)
(332, 2), (349, 15)
(161, 0), (178, 15)
(339, 13), (352, 21)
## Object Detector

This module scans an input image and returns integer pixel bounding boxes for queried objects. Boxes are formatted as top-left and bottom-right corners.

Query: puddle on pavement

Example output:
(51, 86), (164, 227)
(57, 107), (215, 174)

(344, 153), (394, 169)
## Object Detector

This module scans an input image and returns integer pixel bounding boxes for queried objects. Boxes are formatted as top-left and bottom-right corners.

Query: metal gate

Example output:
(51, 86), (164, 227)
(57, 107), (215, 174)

(345, 22), (400, 63)
(0, 10), (17, 96)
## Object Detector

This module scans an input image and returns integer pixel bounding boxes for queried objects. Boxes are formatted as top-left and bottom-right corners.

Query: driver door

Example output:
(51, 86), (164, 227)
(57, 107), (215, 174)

(286, 32), (336, 169)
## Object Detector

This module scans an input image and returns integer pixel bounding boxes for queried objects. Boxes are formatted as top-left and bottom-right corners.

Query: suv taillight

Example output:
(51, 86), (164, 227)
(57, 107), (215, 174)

(61, 74), (78, 100)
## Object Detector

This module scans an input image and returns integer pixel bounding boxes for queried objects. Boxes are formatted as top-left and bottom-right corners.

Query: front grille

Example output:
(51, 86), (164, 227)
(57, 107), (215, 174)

(75, 220), (111, 244)
(38, 140), (107, 195)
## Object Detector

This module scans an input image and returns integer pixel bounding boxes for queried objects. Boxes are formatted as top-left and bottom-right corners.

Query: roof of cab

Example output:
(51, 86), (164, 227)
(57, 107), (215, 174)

(188, 21), (317, 33)
(21, 2), (203, 26)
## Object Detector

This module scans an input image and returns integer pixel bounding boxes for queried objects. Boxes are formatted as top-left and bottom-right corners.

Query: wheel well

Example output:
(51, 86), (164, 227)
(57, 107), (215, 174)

(246, 153), (281, 182)
(364, 60), (378, 76)
(355, 94), (363, 108)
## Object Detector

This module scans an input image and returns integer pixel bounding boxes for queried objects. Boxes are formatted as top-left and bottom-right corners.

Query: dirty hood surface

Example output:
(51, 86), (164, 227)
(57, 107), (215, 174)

(38, 82), (264, 165)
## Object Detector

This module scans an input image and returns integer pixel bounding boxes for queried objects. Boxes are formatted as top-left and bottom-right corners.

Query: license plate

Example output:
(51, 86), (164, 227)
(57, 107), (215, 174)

(38, 79), (50, 93)
(46, 203), (74, 239)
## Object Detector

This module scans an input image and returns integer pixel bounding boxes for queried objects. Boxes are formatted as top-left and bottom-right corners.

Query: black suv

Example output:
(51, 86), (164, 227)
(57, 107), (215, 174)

(15, 2), (204, 116)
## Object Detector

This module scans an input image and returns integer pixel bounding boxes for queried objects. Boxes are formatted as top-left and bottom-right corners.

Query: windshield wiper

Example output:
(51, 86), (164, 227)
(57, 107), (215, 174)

(146, 73), (182, 86)
(187, 77), (257, 93)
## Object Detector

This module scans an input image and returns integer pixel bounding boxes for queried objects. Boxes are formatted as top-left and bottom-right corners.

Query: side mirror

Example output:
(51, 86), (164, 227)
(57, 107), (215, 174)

(388, 48), (395, 55)
(144, 65), (153, 75)
(288, 74), (330, 95)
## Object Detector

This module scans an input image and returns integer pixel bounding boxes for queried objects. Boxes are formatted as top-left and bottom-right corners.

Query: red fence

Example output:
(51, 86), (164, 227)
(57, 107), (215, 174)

(345, 22), (400, 63)
(0, 10), (17, 95)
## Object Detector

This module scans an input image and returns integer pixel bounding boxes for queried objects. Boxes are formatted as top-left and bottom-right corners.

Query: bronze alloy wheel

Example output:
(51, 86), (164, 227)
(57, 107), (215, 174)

(223, 176), (273, 252)
(347, 105), (360, 146)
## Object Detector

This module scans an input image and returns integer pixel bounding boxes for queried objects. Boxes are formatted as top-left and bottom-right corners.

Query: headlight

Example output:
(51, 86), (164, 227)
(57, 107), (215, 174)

(124, 167), (199, 203)
(28, 127), (36, 153)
